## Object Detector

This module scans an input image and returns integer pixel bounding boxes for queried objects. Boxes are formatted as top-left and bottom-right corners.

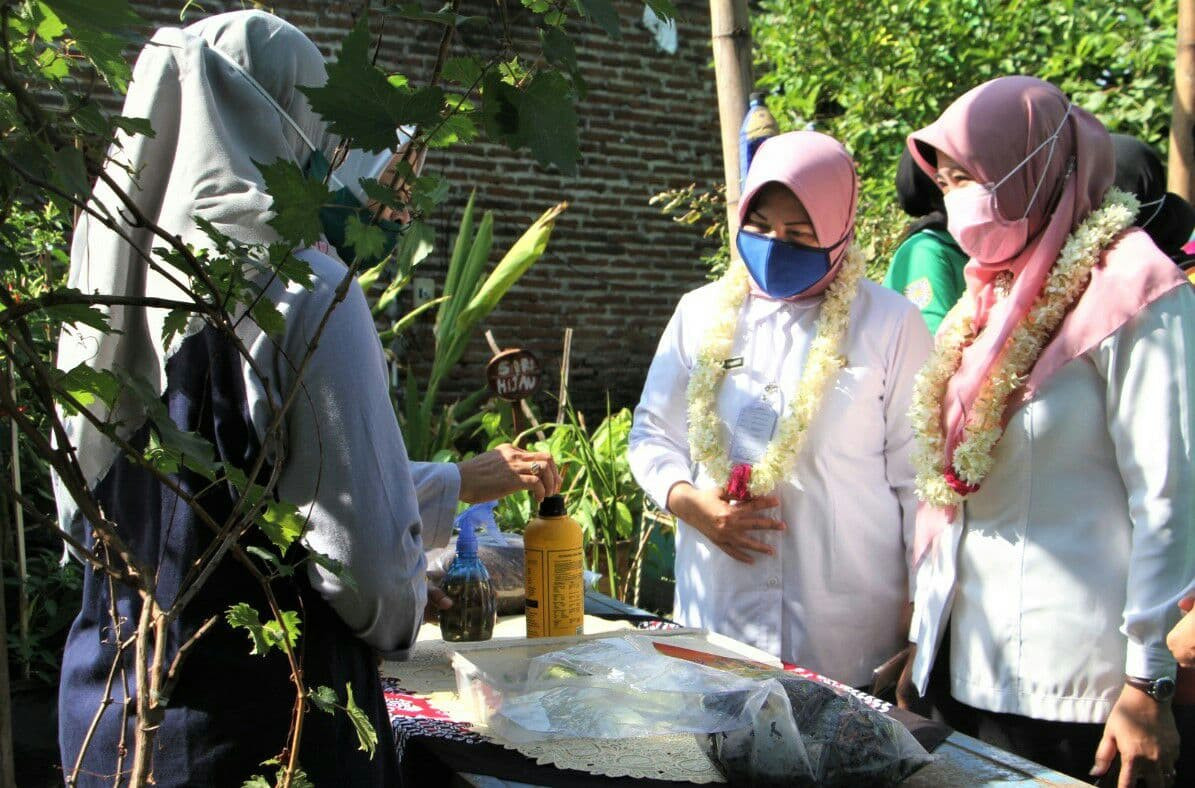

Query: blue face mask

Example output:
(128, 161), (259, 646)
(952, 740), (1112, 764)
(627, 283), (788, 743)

(736, 229), (840, 299)
(306, 150), (406, 267)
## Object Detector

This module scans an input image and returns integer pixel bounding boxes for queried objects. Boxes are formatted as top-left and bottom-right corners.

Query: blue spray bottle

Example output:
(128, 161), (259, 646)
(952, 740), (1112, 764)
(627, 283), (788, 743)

(438, 504), (497, 642)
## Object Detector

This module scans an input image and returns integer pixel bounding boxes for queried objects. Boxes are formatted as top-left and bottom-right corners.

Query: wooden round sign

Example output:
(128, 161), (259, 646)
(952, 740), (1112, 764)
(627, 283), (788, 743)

(486, 348), (542, 402)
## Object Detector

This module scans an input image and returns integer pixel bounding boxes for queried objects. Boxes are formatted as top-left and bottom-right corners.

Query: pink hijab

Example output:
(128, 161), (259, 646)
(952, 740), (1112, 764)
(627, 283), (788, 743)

(738, 130), (858, 300)
(908, 76), (1187, 562)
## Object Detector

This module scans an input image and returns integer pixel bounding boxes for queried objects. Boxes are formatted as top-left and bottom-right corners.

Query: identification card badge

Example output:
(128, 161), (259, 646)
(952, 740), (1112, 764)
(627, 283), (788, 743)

(728, 384), (780, 466)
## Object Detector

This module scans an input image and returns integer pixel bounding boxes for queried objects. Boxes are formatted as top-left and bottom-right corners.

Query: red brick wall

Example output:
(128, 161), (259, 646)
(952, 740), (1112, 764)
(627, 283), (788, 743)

(125, 1), (723, 419)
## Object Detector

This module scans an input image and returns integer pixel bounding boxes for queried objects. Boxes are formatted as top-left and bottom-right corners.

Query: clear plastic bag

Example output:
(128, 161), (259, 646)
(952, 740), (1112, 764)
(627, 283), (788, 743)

(454, 633), (930, 786)
(471, 635), (797, 748)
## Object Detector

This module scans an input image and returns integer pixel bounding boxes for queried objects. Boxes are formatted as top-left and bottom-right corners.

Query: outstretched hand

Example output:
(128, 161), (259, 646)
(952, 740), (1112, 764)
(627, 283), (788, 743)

(456, 443), (562, 504)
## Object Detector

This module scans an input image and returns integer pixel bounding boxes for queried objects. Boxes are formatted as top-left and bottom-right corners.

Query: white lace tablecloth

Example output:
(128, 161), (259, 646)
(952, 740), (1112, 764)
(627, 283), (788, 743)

(379, 617), (777, 783)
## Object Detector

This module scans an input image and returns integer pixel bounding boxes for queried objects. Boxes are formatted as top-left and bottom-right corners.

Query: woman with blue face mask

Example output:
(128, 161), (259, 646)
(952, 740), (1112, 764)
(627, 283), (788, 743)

(628, 131), (933, 687)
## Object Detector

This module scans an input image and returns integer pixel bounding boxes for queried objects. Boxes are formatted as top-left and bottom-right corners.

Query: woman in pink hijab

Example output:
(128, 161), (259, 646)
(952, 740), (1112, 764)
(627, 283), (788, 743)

(628, 132), (933, 686)
(899, 76), (1194, 786)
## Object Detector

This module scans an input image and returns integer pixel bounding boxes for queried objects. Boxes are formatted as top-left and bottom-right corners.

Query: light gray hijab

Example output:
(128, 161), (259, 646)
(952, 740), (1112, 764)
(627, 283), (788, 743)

(56, 10), (335, 534)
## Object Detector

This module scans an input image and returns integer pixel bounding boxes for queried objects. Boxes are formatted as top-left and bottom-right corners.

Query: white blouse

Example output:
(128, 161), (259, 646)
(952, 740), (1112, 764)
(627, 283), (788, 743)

(242, 248), (458, 659)
(910, 284), (1195, 723)
(629, 279), (933, 686)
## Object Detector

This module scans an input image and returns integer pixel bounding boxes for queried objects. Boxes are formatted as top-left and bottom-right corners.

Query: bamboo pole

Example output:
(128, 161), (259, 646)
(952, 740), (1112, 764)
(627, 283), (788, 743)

(709, 0), (754, 249)
(1170, 1), (1195, 200)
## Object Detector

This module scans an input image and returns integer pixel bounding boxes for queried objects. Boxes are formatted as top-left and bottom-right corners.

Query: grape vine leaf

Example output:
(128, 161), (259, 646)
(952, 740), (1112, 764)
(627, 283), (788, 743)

(299, 19), (445, 152)
(256, 159), (330, 248)
(482, 71), (579, 174)
(40, 0), (144, 92)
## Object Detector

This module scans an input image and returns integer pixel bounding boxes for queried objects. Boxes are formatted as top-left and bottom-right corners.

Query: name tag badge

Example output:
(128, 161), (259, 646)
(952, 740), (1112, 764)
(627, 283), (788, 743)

(728, 385), (779, 467)
(722, 356), (744, 370)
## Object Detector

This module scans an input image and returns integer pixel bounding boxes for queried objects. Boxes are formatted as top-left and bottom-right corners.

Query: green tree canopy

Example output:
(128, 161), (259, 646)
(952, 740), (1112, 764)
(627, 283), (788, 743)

(752, 0), (1177, 274)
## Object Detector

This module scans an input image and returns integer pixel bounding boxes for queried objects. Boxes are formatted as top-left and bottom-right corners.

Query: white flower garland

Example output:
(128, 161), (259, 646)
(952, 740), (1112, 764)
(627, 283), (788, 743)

(686, 244), (866, 497)
(910, 187), (1139, 506)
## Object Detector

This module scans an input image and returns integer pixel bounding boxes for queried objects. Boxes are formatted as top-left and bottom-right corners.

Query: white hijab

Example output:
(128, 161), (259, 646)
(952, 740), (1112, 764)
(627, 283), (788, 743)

(56, 10), (336, 535)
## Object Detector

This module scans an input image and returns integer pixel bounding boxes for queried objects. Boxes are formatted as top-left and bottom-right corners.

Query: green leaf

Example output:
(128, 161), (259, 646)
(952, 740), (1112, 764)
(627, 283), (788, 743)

(257, 159), (330, 248)
(226, 602), (271, 656)
(31, 2), (67, 40)
(426, 110), (479, 149)
(56, 364), (120, 412)
(161, 308), (192, 348)
(111, 115), (155, 138)
(309, 685), (339, 715)
(454, 202), (564, 332)
(307, 550), (357, 591)
(540, 27), (578, 71)
(385, 3), (488, 28)
(579, 0), (621, 37)
(41, 0), (144, 92)
(250, 297), (286, 337)
(299, 20), (445, 152)
(241, 776), (271, 788)
(442, 56), (484, 88)
(343, 215), (388, 262)
(244, 546), (291, 577)
(644, 0), (678, 21)
(262, 609), (301, 652)
(482, 71), (579, 174)
(36, 47), (69, 79)
(258, 500), (306, 552)
(49, 145), (90, 200)
(44, 302), (110, 332)
(267, 244), (314, 288)
(392, 219), (436, 279)
(344, 683), (378, 757)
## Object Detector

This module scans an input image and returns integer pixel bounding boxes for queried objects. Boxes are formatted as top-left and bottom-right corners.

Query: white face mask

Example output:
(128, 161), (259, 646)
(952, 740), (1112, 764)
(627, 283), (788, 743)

(944, 104), (1073, 265)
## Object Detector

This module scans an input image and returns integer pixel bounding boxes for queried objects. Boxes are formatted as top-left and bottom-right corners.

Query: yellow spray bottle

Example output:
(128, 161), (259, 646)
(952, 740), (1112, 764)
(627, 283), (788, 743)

(523, 495), (584, 638)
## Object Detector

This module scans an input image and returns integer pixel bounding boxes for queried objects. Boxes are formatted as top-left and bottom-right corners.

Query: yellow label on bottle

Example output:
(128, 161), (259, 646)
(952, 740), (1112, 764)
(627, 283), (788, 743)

(524, 546), (584, 638)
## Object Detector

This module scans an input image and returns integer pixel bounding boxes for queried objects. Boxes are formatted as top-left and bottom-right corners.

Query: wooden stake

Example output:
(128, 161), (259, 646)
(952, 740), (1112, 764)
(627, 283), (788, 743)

(1170, 1), (1195, 200)
(709, 0), (754, 251)
(556, 327), (573, 424)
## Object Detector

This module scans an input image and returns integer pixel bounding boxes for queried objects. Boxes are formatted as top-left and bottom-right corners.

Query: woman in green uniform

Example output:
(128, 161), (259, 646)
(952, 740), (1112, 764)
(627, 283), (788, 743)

(883, 148), (968, 334)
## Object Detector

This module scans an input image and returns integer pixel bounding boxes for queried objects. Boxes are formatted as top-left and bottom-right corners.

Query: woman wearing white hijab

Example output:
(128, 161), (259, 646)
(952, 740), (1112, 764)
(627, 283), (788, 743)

(56, 10), (556, 784)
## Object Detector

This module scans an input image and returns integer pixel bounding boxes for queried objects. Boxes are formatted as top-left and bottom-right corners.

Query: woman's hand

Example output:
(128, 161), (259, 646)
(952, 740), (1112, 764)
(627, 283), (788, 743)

(423, 581), (452, 623)
(1090, 684), (1180, 787)
(666, 482), (784, 563)
(1166, 597), (1195, 668)
(456, 443), (562, 503)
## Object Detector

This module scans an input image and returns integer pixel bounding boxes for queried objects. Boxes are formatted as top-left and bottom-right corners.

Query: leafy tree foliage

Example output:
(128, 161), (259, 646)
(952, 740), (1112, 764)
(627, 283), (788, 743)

(752, 0), (1177, 273)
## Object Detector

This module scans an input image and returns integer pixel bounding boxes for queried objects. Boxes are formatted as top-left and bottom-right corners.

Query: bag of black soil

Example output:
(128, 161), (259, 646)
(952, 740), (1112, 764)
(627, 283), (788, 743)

(654, 642), (932, 786)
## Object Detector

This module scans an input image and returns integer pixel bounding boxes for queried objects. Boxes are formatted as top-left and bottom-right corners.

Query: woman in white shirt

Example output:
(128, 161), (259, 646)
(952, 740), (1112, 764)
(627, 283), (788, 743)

(899, 76), (1194, 786)
(628, 131), (932, 686)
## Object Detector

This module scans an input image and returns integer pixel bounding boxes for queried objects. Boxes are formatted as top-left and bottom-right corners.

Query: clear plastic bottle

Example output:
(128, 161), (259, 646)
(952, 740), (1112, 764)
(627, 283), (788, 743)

(739, 92), (780, 186)
(438, 510), (497, 642)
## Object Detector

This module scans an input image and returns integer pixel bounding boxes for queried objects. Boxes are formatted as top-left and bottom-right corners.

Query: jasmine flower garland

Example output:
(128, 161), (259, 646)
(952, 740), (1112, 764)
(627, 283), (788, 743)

(686, 244), (865, 498)
(910, 187), (1139, 507)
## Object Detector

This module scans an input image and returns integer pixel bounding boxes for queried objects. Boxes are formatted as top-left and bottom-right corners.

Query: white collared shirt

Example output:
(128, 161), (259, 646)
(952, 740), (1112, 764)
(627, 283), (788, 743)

(911, 284), (1195, 723)
(629, 279), (932, 686)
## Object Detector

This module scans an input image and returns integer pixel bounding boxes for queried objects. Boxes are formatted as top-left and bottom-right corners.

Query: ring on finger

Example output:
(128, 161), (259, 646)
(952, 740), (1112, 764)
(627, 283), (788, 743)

(530, 462), (542, 475)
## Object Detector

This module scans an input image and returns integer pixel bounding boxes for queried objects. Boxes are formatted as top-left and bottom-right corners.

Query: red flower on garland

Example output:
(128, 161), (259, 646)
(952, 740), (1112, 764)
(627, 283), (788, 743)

(727, 463), (753, 502)
(943, 466), (980, 496)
